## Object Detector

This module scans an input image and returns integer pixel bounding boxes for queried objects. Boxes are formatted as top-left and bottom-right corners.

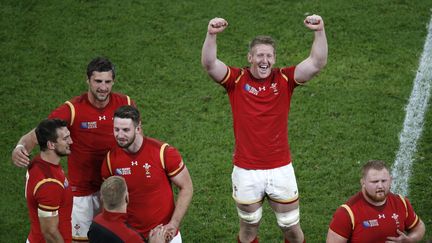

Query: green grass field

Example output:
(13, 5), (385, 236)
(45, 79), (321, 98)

(1, 0), (431, 242)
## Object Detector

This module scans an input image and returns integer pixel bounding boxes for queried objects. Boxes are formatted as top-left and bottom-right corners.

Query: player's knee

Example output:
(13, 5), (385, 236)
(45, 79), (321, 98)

(237, 207), (262, 224)
(275, 208), (300, 228)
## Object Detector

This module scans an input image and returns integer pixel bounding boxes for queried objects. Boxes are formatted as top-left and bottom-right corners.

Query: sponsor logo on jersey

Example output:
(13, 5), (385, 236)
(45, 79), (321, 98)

(99, 115), (106, 121)
(64, 178), (69, 188)
(378, 214), (385, 219)
(362, 219), (379, 228)
(244, 83), (259, 96)
(131, 161), (138, 166)
(80, 121), (97, 129)
(115, 167), (131, 175)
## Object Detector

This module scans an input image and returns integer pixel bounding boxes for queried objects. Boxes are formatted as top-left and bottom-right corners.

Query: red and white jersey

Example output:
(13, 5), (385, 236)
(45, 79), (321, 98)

(49, 92), (133, 196)
(329, 192), (421, 243)
(220, 66), (299, 169)
(101, 137), (185, 238)
(26, 155), (73, 243)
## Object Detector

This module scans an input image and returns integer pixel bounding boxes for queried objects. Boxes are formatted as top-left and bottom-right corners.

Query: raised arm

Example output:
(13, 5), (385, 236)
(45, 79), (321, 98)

(201, 17), (229, 82)
(164, 167), (193, 241)
(11, 128), (38, 167)
(294, 14), (328, 83)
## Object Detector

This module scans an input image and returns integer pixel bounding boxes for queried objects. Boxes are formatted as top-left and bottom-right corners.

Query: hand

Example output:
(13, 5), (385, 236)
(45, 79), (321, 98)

(386, 229), (411, 243)
(304, 14), (324, 31)
(12, 145), (30, 167)
(148, 225), (167, 243)
(208, 17), (228, 35)
(163, 221), (179, 242)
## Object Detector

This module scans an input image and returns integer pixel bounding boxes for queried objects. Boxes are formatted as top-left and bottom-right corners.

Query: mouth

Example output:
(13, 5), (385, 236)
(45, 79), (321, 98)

(258, 64), (269, 73)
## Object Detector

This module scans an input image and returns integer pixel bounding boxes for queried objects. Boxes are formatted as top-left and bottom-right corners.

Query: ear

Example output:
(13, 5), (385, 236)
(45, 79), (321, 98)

(47, 140), (56, 150)
(360, 178), (365, 187)
(136, 122), (142, 133)
(247, 52), (252, 64)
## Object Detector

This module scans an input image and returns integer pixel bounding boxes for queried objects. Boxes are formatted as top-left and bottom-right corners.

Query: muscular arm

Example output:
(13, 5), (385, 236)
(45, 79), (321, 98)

(294, 15), (328, 83)
(39, 215), (64, 243)
(326, 229), (348, 243)
(386, 219), (426, 242)
(11, 128), (38, 167)
(201, 17), (229, 82)
(165, 167), (193, 239)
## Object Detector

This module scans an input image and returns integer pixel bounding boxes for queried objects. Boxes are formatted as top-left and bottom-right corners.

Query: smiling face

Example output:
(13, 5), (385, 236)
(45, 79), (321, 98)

(53, 127), (73, 156)
(248, 44), (276, 79)
(361, 168), (392, 205)
(114, 117), (138, 149)
(87, 71), (114, 103)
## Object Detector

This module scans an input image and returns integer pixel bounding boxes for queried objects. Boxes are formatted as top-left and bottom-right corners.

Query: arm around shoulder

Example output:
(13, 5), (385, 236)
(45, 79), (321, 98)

(11, 128), (38, 167)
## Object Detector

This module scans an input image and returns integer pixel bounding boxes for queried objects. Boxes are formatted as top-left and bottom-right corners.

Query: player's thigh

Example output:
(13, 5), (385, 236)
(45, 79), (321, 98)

(71, 192), (101, 240)
(266, 164), (299, 204)
(231, 166), (266, 204)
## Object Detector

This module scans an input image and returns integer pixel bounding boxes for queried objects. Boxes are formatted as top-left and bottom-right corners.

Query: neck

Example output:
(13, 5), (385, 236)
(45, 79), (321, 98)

(106, 204), (127, 214)
(40, 151), (61, 165)
(361, 190), (386, 206)
(124, 134), (144, 153)
(87, 91), (110, 109)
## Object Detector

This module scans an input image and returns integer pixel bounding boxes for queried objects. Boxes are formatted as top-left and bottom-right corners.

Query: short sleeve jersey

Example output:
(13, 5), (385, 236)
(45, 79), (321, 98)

(101, 137), (185, 238)
(26, 155), (73, 242)
(48, 92), (133, 196)
(88, 210), (144, 243)
(220, 66), (299, 169)
(329, 192), (420, 243)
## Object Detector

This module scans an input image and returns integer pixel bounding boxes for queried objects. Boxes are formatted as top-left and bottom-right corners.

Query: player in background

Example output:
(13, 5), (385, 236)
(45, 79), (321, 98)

(13, 57), (135, 242)
(201, 15), (327, 243)
(101, 105), (193, 242)
(326, 160), (425, 243)
(88, 176), (167, 243)
(26, 118), (73, 243)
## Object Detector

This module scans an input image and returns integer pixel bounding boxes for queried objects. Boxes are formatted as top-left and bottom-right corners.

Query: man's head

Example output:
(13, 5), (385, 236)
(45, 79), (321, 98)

(100, 176), (128, 211)
(113, 105), (141, 149)
(86, 57), (115, 103)
(35, 119), (72, 156)
(360, 160), (392, 205)
(248, 36), (276, 79)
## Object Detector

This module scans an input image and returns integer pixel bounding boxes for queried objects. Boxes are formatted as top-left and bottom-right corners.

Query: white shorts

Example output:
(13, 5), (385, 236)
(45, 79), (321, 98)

(231, 164), (299, 204)
(71, 192), (101, 241)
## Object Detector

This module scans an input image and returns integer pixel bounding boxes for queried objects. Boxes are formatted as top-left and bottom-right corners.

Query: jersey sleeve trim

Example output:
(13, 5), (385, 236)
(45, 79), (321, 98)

(38, 208), (59, 217)
(167, 161), (185, 177)
(127, 95), (131, 105)
(107, 151), (113, 175)
(341, 204), (355, 230)
(220, 66), (231, 84)
(33, 178), (64, 196)
(38, 204), (60, 211)
(160, 143), (169, 170)
(397, 194), (408, 218)
(65, 101), (76, 126)
(234, 69), (244, 84)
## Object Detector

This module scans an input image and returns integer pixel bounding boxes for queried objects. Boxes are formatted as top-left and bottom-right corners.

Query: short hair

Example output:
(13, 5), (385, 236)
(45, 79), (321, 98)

(361, 160), (390, 179)
(35, 119), (68, 151)
(100, 176), (127, 211)
(86, 57), (116, 80)
(114, 105), (140, 127)
(249, 35), (276, 54)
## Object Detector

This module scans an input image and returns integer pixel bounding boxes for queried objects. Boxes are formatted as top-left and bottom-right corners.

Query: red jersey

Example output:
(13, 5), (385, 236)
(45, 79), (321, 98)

(101, 137), (185, 238)
(48, 92), (133, 196)
(329, 192), (421, 243)
(26, 155), (73, 243)
(221, 66), (299, 169)
(88, 210), (144, 242)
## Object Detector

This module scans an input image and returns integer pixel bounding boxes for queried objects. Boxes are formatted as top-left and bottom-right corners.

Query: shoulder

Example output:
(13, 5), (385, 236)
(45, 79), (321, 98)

(68, 93), (88, 104)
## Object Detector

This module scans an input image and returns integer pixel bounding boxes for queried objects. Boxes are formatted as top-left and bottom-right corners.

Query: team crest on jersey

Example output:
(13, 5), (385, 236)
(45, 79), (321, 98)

(270, 83), (279, 95)
(143, 163), (151, 178)
(115, 167), (131, 176)
(362, 219), (379, 228)
(392, 213), (400, 227)
(80, 121), (97, 129)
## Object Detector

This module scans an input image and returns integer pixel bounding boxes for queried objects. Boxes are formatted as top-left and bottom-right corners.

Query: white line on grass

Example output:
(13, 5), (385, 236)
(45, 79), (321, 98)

(391, 15), (432, 196)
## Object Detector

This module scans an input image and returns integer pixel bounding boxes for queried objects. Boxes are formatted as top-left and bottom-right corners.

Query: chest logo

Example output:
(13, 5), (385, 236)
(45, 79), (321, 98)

(392, 213), (400, 227)
(80, 121), (97, 129)
(270, 83), (279, 95)
(143, 163), (151, 178)
(362, 219), (379, 228)
(115, 167), (131, 176)
(378, 214), (385, 219)
(131, 161), (138, 166)
(99, 115), (107, 121)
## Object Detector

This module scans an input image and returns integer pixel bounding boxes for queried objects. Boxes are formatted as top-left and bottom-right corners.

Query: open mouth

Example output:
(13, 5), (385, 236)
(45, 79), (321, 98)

(259, 64), (269, 73)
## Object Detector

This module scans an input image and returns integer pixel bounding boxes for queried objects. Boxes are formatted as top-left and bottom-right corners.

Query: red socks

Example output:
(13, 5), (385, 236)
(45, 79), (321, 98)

(237, 236), (259, 243)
